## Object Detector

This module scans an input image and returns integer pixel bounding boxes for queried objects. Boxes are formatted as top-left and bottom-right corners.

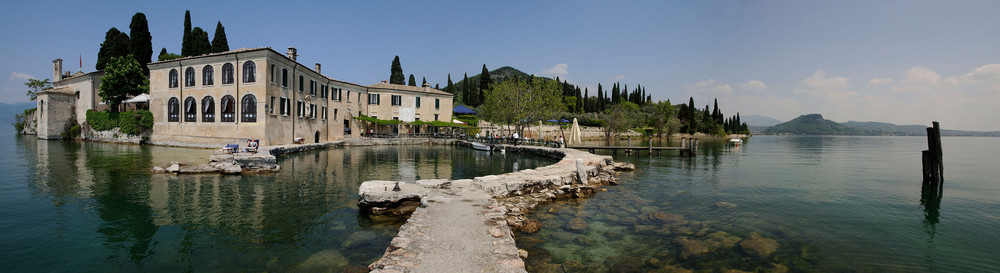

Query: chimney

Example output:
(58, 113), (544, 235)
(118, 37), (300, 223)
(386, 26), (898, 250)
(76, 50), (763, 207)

(286, 47), (298, 61)
(315, 63), (321, 74)
(382, 80), (388, 84)
(53, 59), (63, 81)
(423, 82), (431, 92)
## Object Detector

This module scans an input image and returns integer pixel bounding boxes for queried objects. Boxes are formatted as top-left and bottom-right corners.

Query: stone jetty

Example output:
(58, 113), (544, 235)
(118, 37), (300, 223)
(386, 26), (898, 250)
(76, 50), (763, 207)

(152, 141), (343, 174)
(359, 143), (634, 272)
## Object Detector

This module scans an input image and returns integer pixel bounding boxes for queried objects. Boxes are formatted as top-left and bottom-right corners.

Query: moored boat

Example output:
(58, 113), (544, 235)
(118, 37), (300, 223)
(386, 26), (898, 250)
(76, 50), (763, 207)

(471, 142), (492, 151)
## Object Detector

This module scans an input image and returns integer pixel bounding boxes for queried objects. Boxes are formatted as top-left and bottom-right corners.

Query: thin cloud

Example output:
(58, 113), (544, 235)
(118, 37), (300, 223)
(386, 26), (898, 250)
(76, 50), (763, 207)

(9, 72), (33, 81)
(796, 71), (856, 101)
(867, 77), (894, 87)
(541, 63), (568, 78)
(738, 80), (766, 90)
(685, 79), (732, 95)
(612, 75), (625, 81)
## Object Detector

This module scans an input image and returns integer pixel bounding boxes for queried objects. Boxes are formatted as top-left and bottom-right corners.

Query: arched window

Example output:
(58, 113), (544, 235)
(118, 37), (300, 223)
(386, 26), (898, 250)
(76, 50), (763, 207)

(184, 97), (197, 122)
(168, 69), (178, 88)
(202, 96), (215, 122)
(241, 94), (257, 122)
(242, 61), (256, 83)
(184, 67), (195, 87)
(202, 65), (214, 86)
(168, 97), (179, 122)
(222, 63), (234, 84)
(221, 95), (235, 122)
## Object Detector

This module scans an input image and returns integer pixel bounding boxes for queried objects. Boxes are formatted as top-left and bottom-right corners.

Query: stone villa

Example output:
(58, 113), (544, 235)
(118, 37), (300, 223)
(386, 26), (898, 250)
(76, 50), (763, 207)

(38, 47), (454, 146)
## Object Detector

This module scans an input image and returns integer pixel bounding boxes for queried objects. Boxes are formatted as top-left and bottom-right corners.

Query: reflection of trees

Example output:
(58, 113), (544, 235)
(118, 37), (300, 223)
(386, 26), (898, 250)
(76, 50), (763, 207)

(85, 142), (157, 264)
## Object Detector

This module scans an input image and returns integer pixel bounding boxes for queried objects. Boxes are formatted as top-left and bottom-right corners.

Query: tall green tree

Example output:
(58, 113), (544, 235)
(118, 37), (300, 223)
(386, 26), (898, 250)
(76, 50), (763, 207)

(211, 21), (229, 53)
(460, 73), (470, 105)
(25, 78), (52, 101)
(390, 56), (404, 84)
(480, 77), (563, 137)
(189, 27), (211, 56)
(421, 77), (427, 86)
(158, 48), (167, 58)
(445, 73), (454, 97)
(479, 64), (492, 91)
(408, 74), (416, 86)
(96, 27), (130, 70)
(596, 83), (604, 111)
(128, 12), (152, 74)
(99, 55), (148, 112)
(182, 10), (192, 56)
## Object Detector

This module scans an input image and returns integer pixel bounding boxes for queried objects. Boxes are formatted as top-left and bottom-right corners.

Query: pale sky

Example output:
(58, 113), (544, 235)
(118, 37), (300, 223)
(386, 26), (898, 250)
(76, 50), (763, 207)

(2, 0), (998, 131)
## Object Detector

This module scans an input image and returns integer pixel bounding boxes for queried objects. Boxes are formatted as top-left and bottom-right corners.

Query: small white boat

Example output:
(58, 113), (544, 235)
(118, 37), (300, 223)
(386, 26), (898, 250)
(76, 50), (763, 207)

(728, 137), (743, 146)
(471, 142), (492, 151)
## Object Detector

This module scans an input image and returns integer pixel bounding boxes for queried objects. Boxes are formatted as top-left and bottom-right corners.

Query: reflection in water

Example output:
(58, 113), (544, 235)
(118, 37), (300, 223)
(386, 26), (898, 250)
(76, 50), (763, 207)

(920, 181), (943, 240)
(14, 139), (556, 272)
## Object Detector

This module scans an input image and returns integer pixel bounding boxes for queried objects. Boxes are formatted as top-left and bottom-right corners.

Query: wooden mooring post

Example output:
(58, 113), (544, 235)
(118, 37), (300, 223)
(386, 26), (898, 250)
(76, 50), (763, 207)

(922, 121), (944, 188)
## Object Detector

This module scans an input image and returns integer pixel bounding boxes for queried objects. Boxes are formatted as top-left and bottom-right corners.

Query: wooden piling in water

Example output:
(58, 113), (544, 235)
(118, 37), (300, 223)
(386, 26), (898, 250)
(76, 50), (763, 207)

(922, 121), (944, 187)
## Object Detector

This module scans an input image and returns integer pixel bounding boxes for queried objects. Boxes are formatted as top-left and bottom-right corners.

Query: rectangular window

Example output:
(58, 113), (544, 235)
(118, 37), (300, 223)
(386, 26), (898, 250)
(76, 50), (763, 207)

(320, 85), (326, 98)
(270, 65), (276, 83)
(282, 69), (288, 87)
(416, 97), (421, 108)
(434, 114), (439, 121)
(391, 95), (401, 106)
(297, 101), (304, 117)
(270, 96), (276, 114)
(284, 98), (291, 116)
(334, 108), (338, 120)
(299, 76), (304, 92)
(310, 104), (317, 119)
(322, 106), (327, 120)
(435, 98), (440, 109)
(279, 98), (287, 116)
(310, 80), (316, 95)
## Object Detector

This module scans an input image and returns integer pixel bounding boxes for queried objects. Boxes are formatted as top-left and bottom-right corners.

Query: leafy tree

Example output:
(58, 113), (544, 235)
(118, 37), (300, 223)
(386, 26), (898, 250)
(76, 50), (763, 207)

(599, 102), (641, 144)
(182, 10), (192, 56)
(390, 56), (404, 84)
(96, 27), (130, 70)
(158, 47), (181, 61)
(211, 21), (229, 53)
(25, 78), (52, 101)
(128, 12), (152, 74)
(99, 55), (148, 112)
(408, 74), (416, 86)
(480, 77), (563, 138)
(187, 27), (212, 56)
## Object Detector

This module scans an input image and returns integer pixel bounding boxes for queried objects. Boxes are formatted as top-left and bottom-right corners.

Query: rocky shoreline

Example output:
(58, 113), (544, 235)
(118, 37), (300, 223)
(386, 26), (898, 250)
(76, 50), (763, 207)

(358, 142), (634, 272)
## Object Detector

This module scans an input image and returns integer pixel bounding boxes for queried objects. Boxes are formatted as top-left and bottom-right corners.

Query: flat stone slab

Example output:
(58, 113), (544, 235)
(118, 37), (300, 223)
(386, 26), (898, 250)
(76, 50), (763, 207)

(359, 181), (427, 205)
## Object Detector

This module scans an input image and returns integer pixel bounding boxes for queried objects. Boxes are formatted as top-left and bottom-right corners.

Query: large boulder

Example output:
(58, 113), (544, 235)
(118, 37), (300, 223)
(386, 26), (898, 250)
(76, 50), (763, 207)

(520, 219), (543, 233)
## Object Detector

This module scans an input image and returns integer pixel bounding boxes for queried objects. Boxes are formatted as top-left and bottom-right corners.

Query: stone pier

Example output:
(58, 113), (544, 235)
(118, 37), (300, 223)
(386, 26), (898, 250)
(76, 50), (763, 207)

(359, 143), (634, 272)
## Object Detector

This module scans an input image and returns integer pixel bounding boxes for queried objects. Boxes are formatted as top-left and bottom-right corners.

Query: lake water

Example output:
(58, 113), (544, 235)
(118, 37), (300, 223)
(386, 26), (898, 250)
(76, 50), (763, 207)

(518, 136), (1000, 272)
(0, 132), (557, 272)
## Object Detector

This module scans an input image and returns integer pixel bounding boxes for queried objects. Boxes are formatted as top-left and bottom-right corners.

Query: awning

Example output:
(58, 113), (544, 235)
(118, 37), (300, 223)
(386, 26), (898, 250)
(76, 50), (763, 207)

(453, 105), (477, 114)
(124, 94), (150, 103)
(452, 119), (466, 125)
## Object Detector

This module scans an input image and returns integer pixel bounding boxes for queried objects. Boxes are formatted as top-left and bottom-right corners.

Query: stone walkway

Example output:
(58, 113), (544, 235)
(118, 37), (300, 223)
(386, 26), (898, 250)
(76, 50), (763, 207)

(361, 144), (632, 273)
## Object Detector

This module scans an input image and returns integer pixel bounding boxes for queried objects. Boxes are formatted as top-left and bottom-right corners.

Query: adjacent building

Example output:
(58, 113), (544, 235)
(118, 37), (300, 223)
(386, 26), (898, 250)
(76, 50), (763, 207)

(147, 47), (453, 146)
(35, 59), (106, 139)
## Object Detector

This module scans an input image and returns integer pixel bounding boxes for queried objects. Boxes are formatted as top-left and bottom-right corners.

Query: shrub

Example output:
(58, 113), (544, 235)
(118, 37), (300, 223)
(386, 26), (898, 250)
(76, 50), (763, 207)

(13, 108), (36, 133)
(86, 109), (153, 136)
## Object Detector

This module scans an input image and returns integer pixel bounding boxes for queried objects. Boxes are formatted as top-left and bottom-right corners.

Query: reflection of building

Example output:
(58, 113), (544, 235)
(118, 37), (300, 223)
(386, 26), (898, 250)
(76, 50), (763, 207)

(147, 47), (453, 147)
(35, 59), (106, 139)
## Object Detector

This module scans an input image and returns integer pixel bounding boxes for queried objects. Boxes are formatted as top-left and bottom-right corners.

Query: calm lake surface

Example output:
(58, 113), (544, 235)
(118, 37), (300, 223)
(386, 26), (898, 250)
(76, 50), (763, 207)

(3, 133), (999, 272)
(0, 132), (557, 272)
(518, 136), (1000, 272)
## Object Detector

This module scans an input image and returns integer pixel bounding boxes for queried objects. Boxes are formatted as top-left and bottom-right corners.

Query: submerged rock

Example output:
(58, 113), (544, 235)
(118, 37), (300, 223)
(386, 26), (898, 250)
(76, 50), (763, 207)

(705, 231), (741, 249)
(520, 219), (542, 233)
(739, 232), (779, 258)
(561, 260), (587, 272)
(294, 249), (349, 272)
(649, 212), (684, 223)
(675, 237), (710, 258)
(713, 202), (738, 209)
(568, 217), (588, 230)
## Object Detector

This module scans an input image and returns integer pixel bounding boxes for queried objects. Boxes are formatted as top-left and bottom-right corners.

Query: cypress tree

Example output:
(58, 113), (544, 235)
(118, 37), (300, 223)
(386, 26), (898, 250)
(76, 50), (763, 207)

(575, 87), (583, 113)
(182, 10), (192, 56)
(408, 74), (416, 86)
(446, 73), (454, 97)
(435, 83), (439, 89)
(96, 27), (130, 70)
(390, 56), (404, 84)
(461, 73), (470, 105)
(159, 48), (167, 59)
(211, 21), (229, 53)
(583, 88), (589, 112)
(687, 97), (696, 134)
(479, 64), (491, 102)
(596, 83), (604, 111)
(189, 27), (211, 56)
(611, 83), (619, 104)
(422, 77), (427, 86)
(128, 12), (152, 74)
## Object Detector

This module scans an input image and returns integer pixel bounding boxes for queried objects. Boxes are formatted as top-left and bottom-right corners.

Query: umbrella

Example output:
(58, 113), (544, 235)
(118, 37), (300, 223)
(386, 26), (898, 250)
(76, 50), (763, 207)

(453, 105), (477, 114)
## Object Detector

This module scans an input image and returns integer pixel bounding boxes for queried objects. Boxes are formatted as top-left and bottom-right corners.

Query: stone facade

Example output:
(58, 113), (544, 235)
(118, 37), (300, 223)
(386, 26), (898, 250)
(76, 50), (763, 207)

(35, 58), (107, 139)
(147, 47), (454, 147)
(35, 88), (76, 139)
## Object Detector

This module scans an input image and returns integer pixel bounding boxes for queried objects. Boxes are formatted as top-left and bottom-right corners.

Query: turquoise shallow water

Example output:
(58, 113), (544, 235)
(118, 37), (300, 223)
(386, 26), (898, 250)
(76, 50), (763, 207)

(0, 133), (557, 272)
(517, 136), (1000, 272)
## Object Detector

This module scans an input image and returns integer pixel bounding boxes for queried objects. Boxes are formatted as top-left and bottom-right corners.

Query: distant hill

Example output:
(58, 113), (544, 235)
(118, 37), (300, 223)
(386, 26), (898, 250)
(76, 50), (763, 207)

(0, 102), (36, 130)
(742, 114), (782, 127)
(454, 66), (555, 89)
(763, 114), (860, 135)
(762, 113), (1000, 136)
